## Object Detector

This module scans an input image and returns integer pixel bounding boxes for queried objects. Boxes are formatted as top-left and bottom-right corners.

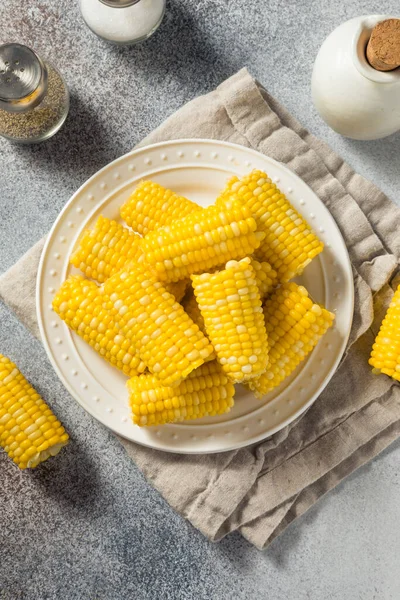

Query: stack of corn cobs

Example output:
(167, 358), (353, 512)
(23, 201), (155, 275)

(53, 170), (335, 427)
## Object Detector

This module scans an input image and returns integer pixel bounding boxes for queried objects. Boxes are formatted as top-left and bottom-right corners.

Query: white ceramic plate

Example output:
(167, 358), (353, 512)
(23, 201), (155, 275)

(37, 139), (353, 453)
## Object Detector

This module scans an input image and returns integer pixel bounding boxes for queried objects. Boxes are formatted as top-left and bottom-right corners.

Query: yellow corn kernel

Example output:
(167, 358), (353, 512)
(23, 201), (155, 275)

(217, 170), (323, 281)
(181, 288), (207, 334)
(192, 257), (269, 383)
(369, 284), (400, 380)
(70, 215), (141, 283)
(52, 276), (145, 376)
(70, 214), (188, 302)
(247, 283), (335, 398)
(128, 361), (235, 426)
(104, 264), (214, 385)
(142, 198), (264, 283)
(0, 355), (69, 469)
(120, 181), (200, 235)
(250, 258), (278, 300)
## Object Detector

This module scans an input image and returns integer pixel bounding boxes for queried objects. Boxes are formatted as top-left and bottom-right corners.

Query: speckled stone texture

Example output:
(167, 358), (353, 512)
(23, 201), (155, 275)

(1, 1), (400, 599)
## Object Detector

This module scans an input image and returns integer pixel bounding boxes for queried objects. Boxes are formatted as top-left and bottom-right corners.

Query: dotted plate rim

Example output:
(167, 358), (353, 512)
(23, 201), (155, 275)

(37, 139), (354, 454)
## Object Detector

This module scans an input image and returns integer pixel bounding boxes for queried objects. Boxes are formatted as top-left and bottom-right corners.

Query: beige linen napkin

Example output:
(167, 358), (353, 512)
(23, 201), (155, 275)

(1, 68), (400, 550)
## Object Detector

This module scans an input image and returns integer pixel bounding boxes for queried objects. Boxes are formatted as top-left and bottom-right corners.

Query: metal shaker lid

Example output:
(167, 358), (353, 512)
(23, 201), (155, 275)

(99, 0), (142, 7)
(0, 43), (48, 113)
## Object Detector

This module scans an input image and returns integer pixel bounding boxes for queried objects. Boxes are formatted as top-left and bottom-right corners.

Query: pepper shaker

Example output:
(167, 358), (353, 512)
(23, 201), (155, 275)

(79, 0), (166, 45)
(0, 43), (69, 144)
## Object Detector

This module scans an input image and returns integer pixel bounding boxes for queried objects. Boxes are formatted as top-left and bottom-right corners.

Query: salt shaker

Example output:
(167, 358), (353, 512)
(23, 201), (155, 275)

(0, 43), (69, 144)
(79, 0), (166, 45)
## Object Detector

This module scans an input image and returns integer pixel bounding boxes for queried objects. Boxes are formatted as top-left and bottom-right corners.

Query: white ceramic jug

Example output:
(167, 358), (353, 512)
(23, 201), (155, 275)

(312, 15), (400, 140)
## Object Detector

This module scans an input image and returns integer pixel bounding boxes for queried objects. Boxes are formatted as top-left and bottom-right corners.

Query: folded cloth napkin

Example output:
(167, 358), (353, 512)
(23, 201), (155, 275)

(1, 68), (400, 550)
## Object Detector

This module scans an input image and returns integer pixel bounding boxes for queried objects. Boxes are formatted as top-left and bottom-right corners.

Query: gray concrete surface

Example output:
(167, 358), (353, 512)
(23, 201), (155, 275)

(1, 1), (400, 599)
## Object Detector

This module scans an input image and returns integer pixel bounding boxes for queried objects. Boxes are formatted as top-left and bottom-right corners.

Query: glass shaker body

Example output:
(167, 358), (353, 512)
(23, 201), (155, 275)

(79, 0), (166, 45)
(0, 44), (69, 144)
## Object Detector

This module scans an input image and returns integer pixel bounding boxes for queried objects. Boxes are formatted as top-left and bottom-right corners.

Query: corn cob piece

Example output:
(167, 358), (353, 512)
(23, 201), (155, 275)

(192, 257), (269, 383)
(120, 181), (201, 236)
(251, 258), (278, 300)
(217, 170), (323, 281)
(104, 264), (214, 385)
(181, 288), (207, 334)
(53, 276), (145, 377)
(70, 216), (188, 301)
(247, 283), (335, 398)
(0, 355), (69, 469)
(128, 361), (235, 426)
(369, 284), (400, 380)
(142, 198), (264, 283)
(70, 216), (141, 284)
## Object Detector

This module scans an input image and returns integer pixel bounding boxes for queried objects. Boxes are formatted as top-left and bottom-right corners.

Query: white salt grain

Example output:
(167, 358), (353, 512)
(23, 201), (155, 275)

(80, 0), (165, 45)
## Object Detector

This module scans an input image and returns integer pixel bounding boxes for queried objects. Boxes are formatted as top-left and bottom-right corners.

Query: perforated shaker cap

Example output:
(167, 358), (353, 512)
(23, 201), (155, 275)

(99, 0), (141, 7)
(0, 43), (48, 113)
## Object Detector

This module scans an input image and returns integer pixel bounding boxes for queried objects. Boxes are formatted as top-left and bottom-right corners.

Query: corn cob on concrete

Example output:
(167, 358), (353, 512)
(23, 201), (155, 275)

(192, 257), (268, 383)
(0, 355), (69, 469)
(128, 361), (235, 426)
(247, 283), (334, 398)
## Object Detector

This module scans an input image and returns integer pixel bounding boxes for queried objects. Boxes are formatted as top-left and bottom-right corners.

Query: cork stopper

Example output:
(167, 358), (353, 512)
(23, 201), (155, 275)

(366, 18), (400, 71)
